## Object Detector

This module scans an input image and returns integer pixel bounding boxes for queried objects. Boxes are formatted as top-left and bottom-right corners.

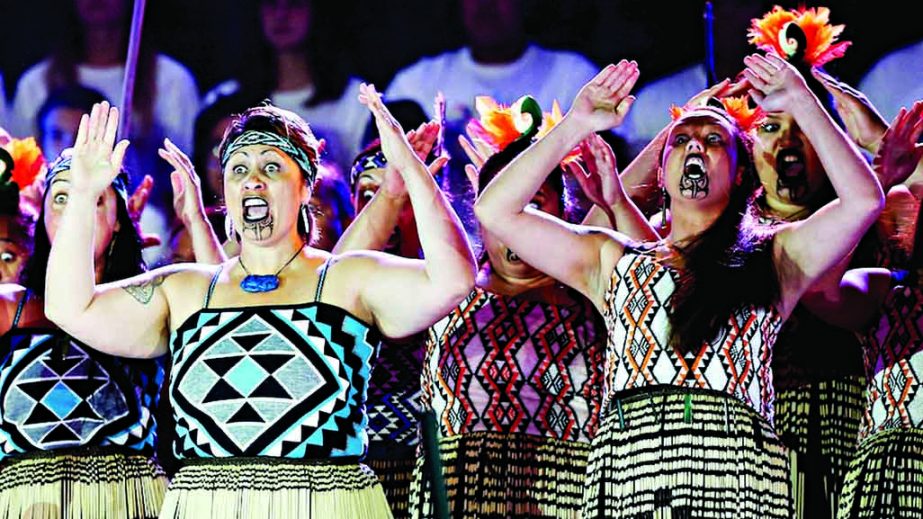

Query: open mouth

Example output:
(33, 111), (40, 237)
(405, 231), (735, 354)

(679, 154), (710, 199)
(776, 149), (806, 182)
(242, 197), (270, 223)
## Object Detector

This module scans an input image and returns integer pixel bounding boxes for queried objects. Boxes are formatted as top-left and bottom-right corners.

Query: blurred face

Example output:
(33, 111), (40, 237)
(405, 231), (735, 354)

(0, 216), (29, 284)
(310, 173), (350, 252)
(352, 167), (420, 258)
(40, 107), (84, 164)
(224, 144), (308, 245)
(482, 181), (562, 276)
(75, 0), (127, 28)
(462, 0), (523, 50)
(662, 111), (741, 211)
(751, 112), (826, 206)
(44, 170), (120, 261)
(261, 0), (311, 52)
(205, 116), (235, 204)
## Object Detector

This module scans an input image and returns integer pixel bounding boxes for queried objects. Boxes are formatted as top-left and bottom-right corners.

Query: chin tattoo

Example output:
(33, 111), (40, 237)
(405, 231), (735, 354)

(242, 216), (275, 241)
(679, 173), (710, 199)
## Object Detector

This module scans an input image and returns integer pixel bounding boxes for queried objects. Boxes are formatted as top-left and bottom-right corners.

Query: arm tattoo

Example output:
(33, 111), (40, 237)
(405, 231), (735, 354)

(122, 276), (166, 305)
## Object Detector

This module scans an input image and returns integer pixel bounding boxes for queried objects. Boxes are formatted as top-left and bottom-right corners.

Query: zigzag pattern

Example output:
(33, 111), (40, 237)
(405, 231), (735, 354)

(0, 329), (161, 460)
(169, 303), (379, 459)
(365, 338), (423, 447)
(858, 284), (923, 439)
(424, 286), (604, 443)
(603, 250), (782, 422)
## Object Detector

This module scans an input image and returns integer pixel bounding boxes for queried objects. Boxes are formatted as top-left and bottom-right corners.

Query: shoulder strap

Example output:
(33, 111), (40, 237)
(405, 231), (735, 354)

(204, 265), (224, 309)
(314, 258), (334, 302)
(11, 289), (30, 329)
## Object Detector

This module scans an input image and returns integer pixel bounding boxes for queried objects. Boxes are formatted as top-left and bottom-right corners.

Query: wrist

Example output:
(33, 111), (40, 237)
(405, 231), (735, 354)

(560, 113), (596, 143)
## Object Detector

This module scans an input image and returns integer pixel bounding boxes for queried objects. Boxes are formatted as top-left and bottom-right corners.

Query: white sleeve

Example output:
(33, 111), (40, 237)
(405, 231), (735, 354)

(10, 64), (50, 139)
(154, 56), (201, 154)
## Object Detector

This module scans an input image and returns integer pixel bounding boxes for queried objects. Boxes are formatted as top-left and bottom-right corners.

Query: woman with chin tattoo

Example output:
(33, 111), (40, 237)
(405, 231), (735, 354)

(41, 93), (476, 518)
(339, 95), (611, 518)
(475, 56), (884, 517)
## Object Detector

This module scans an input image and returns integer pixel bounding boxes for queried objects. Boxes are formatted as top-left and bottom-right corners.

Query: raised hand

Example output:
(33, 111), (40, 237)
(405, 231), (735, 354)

(407, 121), (441, 162)
(159, 138), (207, 227)
(743, 53), (811, 113)
(70, 101), (130, 197)
(358, 83), (419, 170)
(568, 60), (639, 133)
(126, 175), (163, 248)
(684, 76), (751, 109)
(567, 133), (623, 211)
(873, 101), (923, 191)
(813, 68), (888, 152)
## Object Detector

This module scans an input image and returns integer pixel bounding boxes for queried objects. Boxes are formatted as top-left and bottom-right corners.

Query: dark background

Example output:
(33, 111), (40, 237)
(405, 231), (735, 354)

(1, 0), (918, 103)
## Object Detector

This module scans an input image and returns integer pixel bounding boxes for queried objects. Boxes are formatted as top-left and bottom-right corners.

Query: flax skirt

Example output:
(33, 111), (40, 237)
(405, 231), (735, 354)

(409, 431), (590, 518)
(158, 458), (392, 519)
(837, 427), (923, 519)
(0, 449), (167, 519)
(583, 387), (793, 519)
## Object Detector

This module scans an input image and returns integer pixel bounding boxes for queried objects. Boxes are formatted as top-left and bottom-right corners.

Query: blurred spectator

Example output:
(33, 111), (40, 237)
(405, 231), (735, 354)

(36, 86), (107, 163)
(859, 39), (923, 121)
(309, 165), (354, 252)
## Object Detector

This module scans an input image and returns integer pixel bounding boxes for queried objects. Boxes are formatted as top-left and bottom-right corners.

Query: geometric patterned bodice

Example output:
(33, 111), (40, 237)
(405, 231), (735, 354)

(423, 285), (606, 443)
(365, 337), (423, 457)
(603, 248), (783, 422)
(0, 295), (162, 461)
(857, 281), (923, 440)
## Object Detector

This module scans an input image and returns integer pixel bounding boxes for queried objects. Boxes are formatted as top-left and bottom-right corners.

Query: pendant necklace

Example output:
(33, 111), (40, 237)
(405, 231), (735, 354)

(238, 246), (304, 293)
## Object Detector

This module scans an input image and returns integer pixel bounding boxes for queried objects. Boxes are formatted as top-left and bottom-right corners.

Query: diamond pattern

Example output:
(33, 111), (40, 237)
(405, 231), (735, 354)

(603, 249), (781, 421)
(424, 286), (604, 442)
(858, 284), (923, 439)
(170, 304), (379, 459)
(0, 331), (159, 458)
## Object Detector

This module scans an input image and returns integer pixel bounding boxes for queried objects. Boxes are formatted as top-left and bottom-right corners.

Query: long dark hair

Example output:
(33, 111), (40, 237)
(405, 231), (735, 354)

(218, 104), (321, 244)
(20, 190), (146, 298)
(666, 111), (780, 354)
(46, 1), (157, 133)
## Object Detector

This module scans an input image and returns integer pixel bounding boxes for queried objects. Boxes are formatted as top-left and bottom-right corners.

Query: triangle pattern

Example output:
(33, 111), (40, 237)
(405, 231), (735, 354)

(42, 423), (80, 443)
(228, 402), (265, 423)
(231, 333), (271, 351)
(202, 378), (245, 403)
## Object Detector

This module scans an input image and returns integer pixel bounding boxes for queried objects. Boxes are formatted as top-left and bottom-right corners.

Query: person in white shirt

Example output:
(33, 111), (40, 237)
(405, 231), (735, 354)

(386, 0), (597, 124)
(859, 39), (923, 122)
(249, 0), (370, 173)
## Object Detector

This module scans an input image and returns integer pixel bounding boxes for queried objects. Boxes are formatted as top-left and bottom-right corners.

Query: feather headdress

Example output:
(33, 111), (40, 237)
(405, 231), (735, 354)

(467, 96), (580, 164)
(669, 96), (765, 131)
(748, 5), (850, 67)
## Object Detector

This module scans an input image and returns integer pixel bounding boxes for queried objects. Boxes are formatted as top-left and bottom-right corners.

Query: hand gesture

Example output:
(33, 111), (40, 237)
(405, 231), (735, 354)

(743, 53), (811, 113)
(873, 101), (923, 191)
(70, 101), (130, 197)
(358, 83), (419, 170)
(566, 133), (623, 210)
(159, 138), (207, 227)
(126, 174), (163, 248)
(568, 60), (639, 133)
(380, 121), (448, 199)
(813, 69), (888, 152)
(684, 76), (751, 109)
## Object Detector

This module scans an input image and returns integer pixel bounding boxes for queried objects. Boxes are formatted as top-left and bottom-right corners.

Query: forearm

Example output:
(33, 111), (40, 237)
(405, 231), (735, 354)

(332, 191), (404, 254)
(400, 160), (476, 293)
(793, 96), (884, 213)
(186, 215), (226, 265)
(476, 115), (589, 226)
(45, 193), (100, 323)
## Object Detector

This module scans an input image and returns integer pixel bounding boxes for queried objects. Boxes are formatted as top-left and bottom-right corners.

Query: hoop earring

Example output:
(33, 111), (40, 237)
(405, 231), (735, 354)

(224, 213), (237, 243)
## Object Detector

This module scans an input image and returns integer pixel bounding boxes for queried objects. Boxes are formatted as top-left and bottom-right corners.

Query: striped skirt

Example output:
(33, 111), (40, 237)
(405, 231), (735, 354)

(409, 431), (590, 518)
(159, 458), (392, 519)
(774, 376), (865, 519)
(837, 427), (923, 519)
(367, 456), (415, 518)
(0, 449), (167, 519)
(584, 387), (793, 519)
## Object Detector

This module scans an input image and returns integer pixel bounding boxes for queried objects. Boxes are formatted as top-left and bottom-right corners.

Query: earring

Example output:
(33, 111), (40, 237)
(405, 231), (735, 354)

(224, 213), (237, 242)
(660, 185), (669, 227)
(300, 204), (311, 243)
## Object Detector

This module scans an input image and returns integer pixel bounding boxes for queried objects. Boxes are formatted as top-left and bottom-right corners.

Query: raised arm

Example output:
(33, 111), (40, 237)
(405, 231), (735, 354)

(351, 85), (476, 338)
(571, 133), (659, 242)
(44, 102), (175, 358)
(333, 122), (447, 254)
(474, 62), (639, 309)
(742, 54), (885, 314)
(161, 138), (226, 264)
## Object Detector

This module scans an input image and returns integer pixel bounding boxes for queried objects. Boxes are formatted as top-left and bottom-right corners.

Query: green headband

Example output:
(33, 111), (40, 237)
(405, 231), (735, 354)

(221, 130), (317, 184)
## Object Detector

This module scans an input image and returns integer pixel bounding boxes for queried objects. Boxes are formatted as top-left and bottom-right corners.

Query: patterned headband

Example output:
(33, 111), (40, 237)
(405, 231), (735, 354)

(221, 130), (317, 184)
(45, 155), (129, 201)
(349, 150), (387, 188)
